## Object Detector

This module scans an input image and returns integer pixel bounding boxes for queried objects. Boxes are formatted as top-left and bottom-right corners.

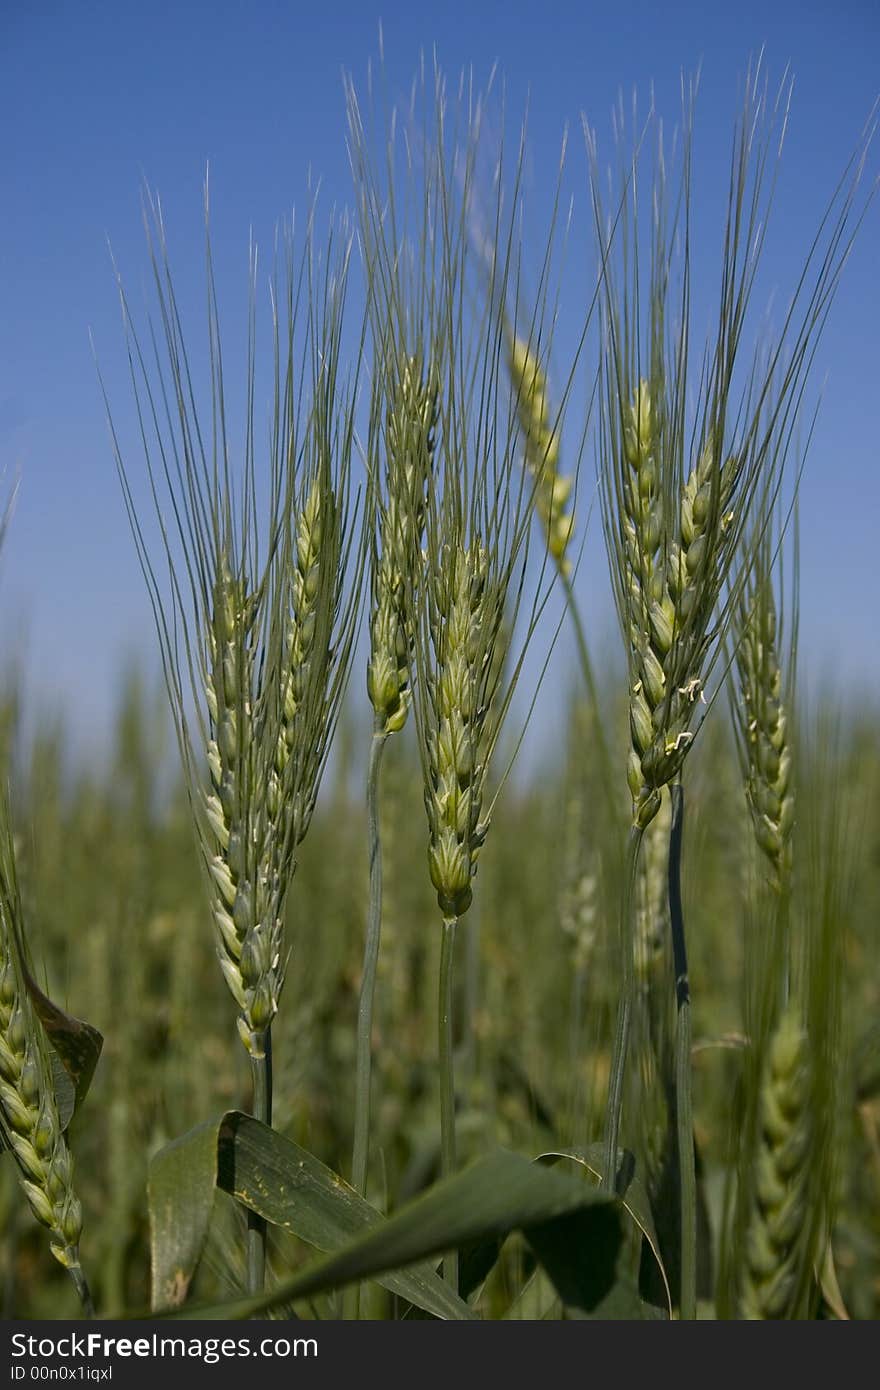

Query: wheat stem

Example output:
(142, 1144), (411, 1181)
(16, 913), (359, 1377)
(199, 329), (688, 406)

(675, 999), (696, 1320)
(347, 724), (385, 1320)
(439, 915), (459, 1290)
(70, 1264), (96, 1319)
(668, 782), (696, 1321)
(352, 724), (389, 1201)
(461, 899), (481, 1092)
(246, 1038), (272, 1294)
(602, 825), (644, 1189)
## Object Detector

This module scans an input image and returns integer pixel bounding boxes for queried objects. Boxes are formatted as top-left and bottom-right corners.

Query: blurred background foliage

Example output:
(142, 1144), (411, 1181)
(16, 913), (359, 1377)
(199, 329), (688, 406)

(0, 661), (877, 1317)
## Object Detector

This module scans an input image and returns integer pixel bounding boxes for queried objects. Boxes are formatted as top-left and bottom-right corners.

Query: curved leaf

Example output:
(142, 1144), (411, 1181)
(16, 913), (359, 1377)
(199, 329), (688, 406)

(148, 1112), (471, 1319)
(217, 1113), (469, 1318)
(538, 1145), (672, 1317)
(817, 1244), (851, 1321)
(23, 968), (103, 1121)
(149, 1119), (221, 1310)
(49, 1047), (79, 1132)
(166, 1146), (623, 1319)
(503, 1266), (561, 1319)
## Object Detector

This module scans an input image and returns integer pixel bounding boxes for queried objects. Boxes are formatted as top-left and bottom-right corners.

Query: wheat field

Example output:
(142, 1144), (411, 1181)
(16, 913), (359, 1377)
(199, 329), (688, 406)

(1, 56), (879, 1321)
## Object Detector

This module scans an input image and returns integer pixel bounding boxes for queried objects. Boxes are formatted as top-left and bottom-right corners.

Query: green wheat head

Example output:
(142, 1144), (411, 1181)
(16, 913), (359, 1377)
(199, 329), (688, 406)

(107, 200), (366, 1059)
(740, 1000), (812, 1318)
(0, 806), (85, 1279)
(367, 353), (438, 736)
(589, 64), (867, 830)
(348, 65), (572, 923)
(731, 516), (797, 894)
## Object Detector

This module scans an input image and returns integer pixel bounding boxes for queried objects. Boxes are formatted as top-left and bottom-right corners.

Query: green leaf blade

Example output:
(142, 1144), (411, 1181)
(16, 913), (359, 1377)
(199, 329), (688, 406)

(169, 1146), (623, 1320)
(147, 1113), (472, 1320)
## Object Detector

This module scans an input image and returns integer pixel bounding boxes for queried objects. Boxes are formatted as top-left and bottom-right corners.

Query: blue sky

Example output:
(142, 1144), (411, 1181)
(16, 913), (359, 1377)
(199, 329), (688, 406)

(1, 0), (878, 764)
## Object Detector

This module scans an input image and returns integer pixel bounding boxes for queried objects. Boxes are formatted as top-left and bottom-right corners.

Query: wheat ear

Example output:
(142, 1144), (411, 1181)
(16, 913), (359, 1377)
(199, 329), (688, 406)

(733, 559), (795, 894)
(424, 540), (502, 922)
(107, 201), (366, 1296)
(367, 355), (438, 737)
(0, 822), (92, 1313)
(506, 331), (622, 831)
(202, 556), (274, 1056)
(740, 1003), (812, 1318)
(507, 334), (576, 572)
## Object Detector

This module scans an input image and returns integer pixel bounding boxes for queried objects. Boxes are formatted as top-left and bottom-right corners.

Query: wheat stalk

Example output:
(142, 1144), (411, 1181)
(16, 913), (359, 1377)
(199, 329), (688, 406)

(348, 62), (579, 1289)
(588, 65), (871, 1315)
(104, 195), (365, 1294)
(348, 352), (437, 1247)
(721, 534), (847, 1317)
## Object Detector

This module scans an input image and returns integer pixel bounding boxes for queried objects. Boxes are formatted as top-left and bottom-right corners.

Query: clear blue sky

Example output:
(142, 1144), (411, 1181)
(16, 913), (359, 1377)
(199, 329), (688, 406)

(1, 0), (878, 763)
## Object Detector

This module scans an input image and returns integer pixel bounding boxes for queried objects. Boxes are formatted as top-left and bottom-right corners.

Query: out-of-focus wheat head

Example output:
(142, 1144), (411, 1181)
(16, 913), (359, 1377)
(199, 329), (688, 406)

(740, 1002), (812, 1318)
(507, 335), (576, 574)
(731, 522), (796, 894)
(0, 814), (85, 1278)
